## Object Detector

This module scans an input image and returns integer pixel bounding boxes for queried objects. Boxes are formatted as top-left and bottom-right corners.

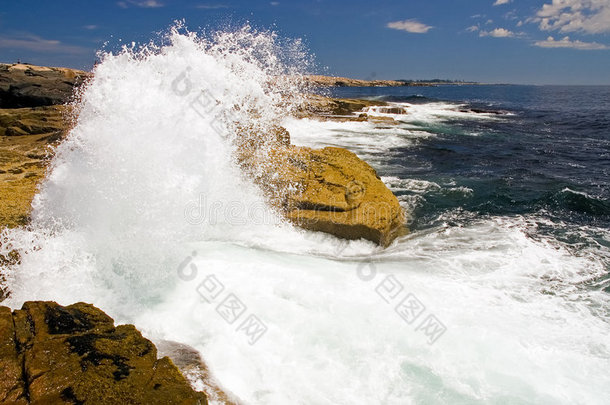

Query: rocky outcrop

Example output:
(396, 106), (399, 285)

(0, 106), (71, 228)
(297, 94), (389, 117)
(0, 301), (208, 404)
(0, 64), (90, 108)
(241, 143), (406, 246)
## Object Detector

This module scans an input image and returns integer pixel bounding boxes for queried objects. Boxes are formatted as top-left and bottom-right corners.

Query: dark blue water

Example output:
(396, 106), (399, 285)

(332, 85), (610, 287)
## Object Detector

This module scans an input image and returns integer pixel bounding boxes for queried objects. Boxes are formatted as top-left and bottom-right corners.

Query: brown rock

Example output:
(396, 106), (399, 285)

(0, 64), (90, 108)
(243, 145), (406, 246)
(297, 94), (389, 118)
(156, 340), (242, 405)
(0, 106), (71, 228)
(0, 301), (208, 404)
(0, 306), (27, 404)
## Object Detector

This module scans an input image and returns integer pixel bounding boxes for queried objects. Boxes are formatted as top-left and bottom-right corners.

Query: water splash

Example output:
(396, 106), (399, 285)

(0, 24), (312, 309)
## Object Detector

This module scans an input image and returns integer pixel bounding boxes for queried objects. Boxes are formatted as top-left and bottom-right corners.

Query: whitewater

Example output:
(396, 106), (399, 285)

(1, 26), (610, 404)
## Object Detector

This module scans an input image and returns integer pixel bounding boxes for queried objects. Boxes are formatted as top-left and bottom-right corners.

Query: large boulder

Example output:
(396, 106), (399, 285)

(0, 64), (90, 108)
(243, 144), (406, 246)
(0, 301), (207, 404)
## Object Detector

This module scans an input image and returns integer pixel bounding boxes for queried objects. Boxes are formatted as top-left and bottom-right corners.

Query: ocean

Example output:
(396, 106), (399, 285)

(1, 28), (609, 404)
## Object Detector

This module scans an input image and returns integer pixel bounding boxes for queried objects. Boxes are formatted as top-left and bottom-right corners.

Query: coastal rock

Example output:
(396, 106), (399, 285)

(298, 94), (389, 117)
(156, 340), (242, 405)
(243, 144), (406, 246)
(0, 301), (208, 404)
(0, 106), (71, 228)
(0, 64), (90, 108)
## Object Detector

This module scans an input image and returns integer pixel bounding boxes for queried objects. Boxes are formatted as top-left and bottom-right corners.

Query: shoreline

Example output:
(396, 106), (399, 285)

(303, 74), (479, 87)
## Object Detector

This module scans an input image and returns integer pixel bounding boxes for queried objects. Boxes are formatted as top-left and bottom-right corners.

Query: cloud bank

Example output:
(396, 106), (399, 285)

(534, 0), (610, 34)
(534, 35), (609, 49)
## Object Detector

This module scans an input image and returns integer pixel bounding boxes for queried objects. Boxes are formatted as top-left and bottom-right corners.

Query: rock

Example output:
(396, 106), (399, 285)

(365, 106), (407, 115)
(297, 94), (389, 117)
(156, 340), (242, 405)
(0, 106), (71, 228)
(242, 144), (406, 246)
(0, 106), (70, 137)
(0, 64), (90, 108)
(366, 116), (398, 125)
(0, 306), (26, 404)
(0, 301), (208, 404)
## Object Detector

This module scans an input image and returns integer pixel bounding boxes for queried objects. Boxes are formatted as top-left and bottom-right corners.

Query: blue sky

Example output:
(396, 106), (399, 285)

(1, 0), (609, 84)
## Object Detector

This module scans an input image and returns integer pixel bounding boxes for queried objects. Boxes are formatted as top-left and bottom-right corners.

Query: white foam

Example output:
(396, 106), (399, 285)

(367, 102), (502, 123)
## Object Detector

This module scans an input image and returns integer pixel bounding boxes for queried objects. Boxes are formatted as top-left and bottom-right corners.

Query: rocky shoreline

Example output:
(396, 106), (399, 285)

(0, 63), (407, 403)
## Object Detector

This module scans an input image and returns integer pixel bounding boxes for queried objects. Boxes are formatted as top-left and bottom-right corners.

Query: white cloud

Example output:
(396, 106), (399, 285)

(0, 33), (89, 54)
(534, 35), (608, 49)
(387, 19), (433, 34)
(494, 0), (511, 5)
(270, 1), (280, 5)
(118, 0), (164, 8)
(479, 27), (515, 37)
(534, 0), (610, 34)
(466, 25), (479, 32)
(83, 25), (98, 30)
(195, 4), (228, 9)
(504, 10), (518, 21)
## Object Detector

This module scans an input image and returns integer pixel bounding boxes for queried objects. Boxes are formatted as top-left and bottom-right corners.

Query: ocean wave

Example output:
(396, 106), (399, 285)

(544, 188), (610, 216)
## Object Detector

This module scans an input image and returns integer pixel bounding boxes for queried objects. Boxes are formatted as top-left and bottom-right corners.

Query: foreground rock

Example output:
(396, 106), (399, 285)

(156, 341), (241, 405)
(0, 64), (90, 108)
(0, 301), (208, 404)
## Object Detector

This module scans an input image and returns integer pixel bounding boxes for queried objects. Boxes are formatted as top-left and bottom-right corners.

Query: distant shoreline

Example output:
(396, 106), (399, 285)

(302, 74), (479, 87)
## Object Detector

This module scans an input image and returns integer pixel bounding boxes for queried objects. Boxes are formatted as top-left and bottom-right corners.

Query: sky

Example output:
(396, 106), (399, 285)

(0, 0), (609, 84)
